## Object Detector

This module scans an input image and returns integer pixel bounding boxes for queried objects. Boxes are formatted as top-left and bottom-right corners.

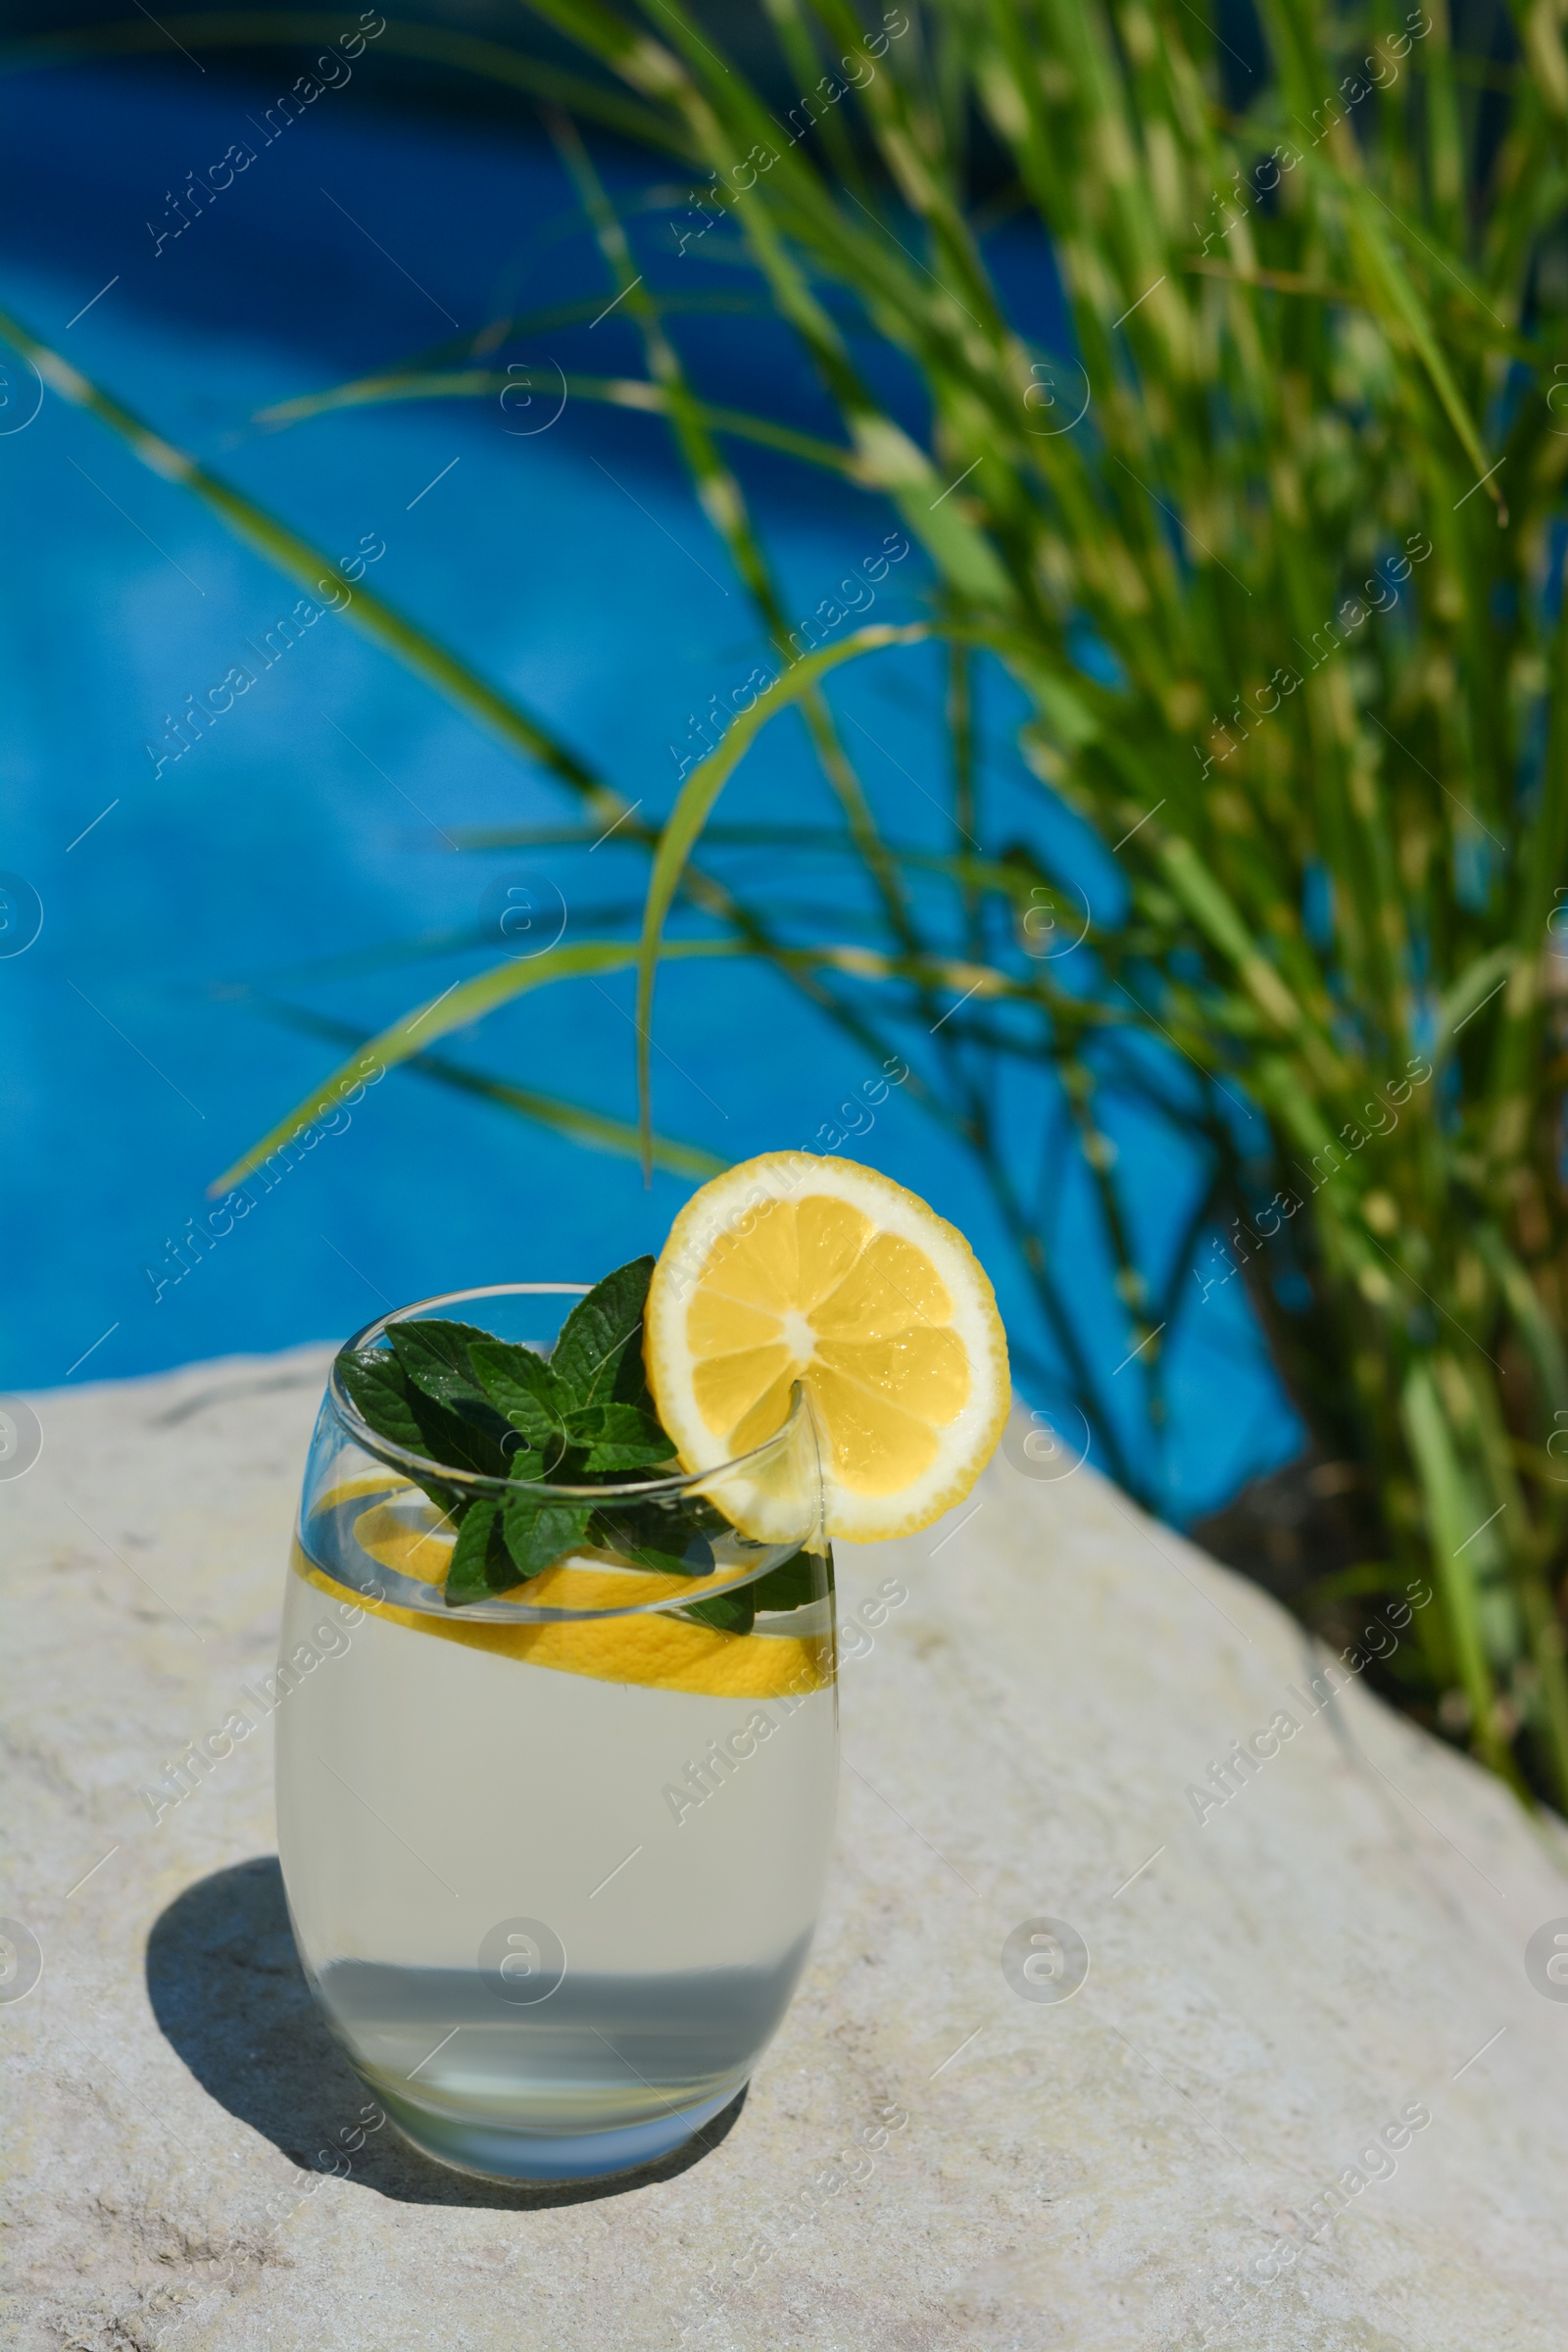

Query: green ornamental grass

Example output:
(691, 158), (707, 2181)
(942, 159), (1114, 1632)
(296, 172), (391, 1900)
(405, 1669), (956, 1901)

(13, 0), (1568, 1802)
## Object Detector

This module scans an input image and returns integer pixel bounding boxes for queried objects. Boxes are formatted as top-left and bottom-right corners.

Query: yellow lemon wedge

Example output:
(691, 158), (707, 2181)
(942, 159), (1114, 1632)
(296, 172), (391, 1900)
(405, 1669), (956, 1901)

(644, 1152), (1009, 1542)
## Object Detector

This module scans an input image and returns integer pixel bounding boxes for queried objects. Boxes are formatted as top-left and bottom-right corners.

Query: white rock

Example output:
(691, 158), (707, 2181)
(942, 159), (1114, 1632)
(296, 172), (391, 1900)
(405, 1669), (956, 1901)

(3, 1348), (1567, 2350)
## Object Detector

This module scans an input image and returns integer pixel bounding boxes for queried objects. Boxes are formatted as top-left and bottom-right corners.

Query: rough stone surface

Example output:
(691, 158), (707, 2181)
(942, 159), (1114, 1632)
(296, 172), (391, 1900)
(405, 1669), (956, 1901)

(4, 1347), (1568, 2350)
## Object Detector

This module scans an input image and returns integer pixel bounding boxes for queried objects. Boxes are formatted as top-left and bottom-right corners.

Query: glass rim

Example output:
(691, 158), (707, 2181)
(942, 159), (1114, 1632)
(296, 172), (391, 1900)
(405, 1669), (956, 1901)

(327, 1279), (810, 1498)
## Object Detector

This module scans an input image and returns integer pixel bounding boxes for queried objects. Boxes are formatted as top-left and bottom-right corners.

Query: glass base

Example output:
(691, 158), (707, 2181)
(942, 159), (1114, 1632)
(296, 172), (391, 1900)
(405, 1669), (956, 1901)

(374, 2081), (741, 2183)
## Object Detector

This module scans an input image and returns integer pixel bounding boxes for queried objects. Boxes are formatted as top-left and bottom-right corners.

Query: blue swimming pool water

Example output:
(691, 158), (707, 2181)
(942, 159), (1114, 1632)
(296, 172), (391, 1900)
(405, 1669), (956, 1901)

(0, 53), (1296, 1517)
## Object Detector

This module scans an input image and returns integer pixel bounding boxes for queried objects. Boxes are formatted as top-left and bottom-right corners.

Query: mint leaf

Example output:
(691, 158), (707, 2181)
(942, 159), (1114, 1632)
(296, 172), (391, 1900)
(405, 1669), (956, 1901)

(337, 1348), (465, 1512)
(339, 1346), (433, 1457)
(470, 1340), (573, 1467)
(683, 1546), (829, 1634)
(590, 1496), (721, 1576)
(385, 1319), (492, 1411)
(444, 1499), (511, 1604)
(568, 1401), (674, 1472)
(338, 1344), (511, 1487)
(579, 1435), (675, 1473)
(409, 1393), (514, 1483)
(387, 1319), (519, 1464)
(684, 1587), (757, 1634)
(749, 1548), (824, 1613)
(503, 1488), (594, 1580)
(550, 1256), (656, 1409)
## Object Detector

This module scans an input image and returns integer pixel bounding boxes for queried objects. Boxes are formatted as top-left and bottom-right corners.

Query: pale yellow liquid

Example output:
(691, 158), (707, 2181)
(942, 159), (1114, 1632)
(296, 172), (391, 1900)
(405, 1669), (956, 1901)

(275, 1522), (837, 2177)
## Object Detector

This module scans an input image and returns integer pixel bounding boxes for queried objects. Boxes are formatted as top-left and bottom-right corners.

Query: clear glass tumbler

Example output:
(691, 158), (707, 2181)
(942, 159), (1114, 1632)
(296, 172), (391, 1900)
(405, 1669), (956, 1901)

(275, 1284), (838, 2183)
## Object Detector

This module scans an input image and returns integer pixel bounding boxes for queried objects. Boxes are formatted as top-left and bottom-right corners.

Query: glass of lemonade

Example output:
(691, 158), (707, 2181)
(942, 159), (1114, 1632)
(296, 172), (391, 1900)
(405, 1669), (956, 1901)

(276, 1282), (837, 2184)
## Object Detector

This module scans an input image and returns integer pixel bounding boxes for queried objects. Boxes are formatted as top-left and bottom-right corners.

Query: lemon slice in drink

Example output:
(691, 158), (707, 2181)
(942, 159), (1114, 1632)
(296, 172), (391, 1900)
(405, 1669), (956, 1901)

(645, 1152), (1009, 1542)
(300, 1494), (829, 1698)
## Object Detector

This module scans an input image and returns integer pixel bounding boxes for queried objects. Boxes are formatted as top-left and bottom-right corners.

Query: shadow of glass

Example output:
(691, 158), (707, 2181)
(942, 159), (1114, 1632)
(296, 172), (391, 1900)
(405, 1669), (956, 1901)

(145, 1855), (747, 2210)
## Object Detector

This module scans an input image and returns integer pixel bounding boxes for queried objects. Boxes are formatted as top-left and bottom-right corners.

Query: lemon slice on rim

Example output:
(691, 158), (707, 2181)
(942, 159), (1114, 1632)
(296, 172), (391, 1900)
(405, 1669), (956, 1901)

(645, 1152), (1009, 1542)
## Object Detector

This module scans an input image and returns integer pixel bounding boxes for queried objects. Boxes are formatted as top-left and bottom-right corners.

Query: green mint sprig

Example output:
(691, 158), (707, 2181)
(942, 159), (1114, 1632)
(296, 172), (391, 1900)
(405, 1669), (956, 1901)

(335, 1255), (821, 1615)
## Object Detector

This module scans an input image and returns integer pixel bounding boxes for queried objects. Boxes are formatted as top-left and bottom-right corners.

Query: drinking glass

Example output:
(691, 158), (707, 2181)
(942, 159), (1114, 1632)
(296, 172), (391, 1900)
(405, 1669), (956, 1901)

(275, 1284), (837, 2183)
